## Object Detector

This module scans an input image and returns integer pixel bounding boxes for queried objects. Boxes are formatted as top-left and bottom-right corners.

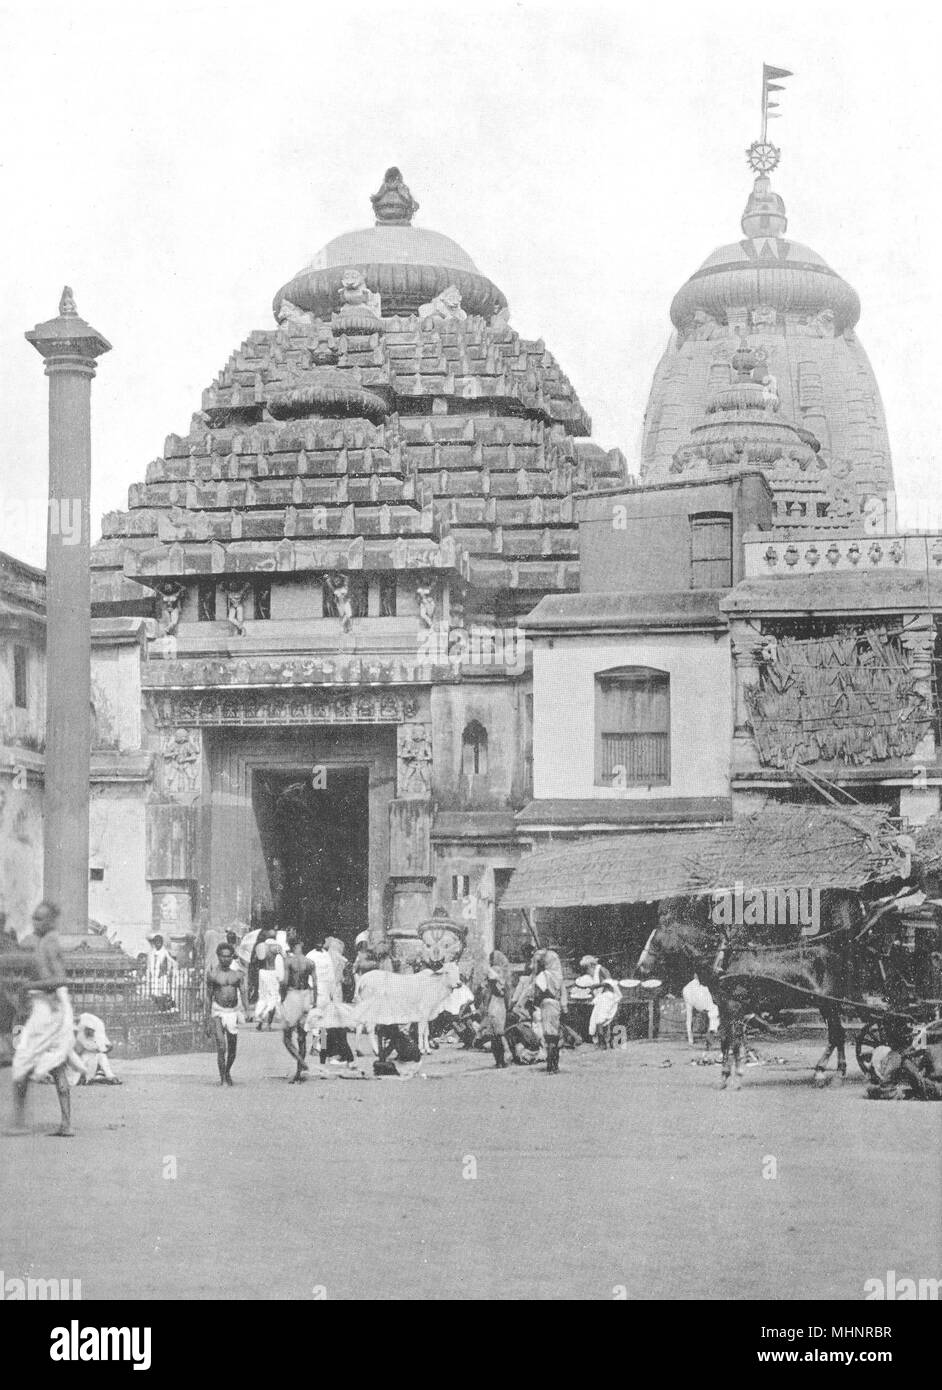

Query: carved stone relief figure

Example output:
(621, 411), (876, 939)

(276, 297), (315, 330)
(397, 723), (433, 797)
(224, 582), (251, 636)
(156, 580), (184, 635)
(338, 269), (381, 319)
(161, 727), (200, 798)
(690, 308), (726, 340)
(416, 585), (436, 629)
(311, 324), (339, 365)
(327, 574), (354, 633)
(862, 495), (888, 534)
(419, 285), (466, 323)
(750, 305), (778, 330)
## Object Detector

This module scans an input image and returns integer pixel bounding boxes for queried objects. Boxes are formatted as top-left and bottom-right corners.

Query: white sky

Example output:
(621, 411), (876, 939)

(0, 0), (939, 565)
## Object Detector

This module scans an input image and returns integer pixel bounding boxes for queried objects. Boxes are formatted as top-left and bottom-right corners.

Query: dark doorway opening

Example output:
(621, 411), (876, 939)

(252, 766), (369, 950)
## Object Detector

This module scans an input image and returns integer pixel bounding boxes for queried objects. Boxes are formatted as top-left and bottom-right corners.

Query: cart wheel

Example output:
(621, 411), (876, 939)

(855, 1022), (884, 1075)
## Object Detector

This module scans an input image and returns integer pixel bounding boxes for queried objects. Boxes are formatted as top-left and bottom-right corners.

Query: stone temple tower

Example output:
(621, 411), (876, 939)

(87, 167), (626, 960)
(641, 76), (893, 524)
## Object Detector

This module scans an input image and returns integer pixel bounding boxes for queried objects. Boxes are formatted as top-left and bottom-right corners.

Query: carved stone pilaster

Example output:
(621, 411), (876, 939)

(146, 802), (198, 952)
(729, 620), (764, 772)
(389, 798), (432, 877)
(899, 614), (937, 763)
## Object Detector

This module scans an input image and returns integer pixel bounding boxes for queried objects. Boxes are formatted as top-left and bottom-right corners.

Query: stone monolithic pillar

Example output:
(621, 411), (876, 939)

(26, 289), (110, 925)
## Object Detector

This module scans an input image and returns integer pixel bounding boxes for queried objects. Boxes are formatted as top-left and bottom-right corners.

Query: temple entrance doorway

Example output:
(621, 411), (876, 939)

(251, 766), (370, 949)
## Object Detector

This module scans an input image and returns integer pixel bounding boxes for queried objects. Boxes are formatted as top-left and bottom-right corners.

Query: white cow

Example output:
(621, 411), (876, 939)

(682, 978), (719, 1048)
(72, 1012), (121, 1085)
(354, 962), (461, 1054)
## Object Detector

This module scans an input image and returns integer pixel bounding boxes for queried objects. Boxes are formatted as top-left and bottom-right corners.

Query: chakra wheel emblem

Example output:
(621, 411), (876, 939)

(746, 140), (781, 175)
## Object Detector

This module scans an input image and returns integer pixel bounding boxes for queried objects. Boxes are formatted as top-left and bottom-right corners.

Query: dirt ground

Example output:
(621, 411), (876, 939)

(1, 1029), (939, 1301)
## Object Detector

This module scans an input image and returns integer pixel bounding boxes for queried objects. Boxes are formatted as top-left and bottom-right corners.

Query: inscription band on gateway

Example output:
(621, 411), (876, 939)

(147, 689), (421, 727)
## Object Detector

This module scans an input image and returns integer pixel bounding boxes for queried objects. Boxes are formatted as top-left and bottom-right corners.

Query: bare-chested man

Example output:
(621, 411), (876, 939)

(280, 930), (313, 1083)
(205, 943), (244, 1086)
(7, 901), (77, 1137)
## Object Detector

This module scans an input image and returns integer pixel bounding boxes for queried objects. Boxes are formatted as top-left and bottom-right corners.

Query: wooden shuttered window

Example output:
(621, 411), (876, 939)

(690, 512), (733, 589)
(13, 644), (28, 709)
(594, 666), (670, 787)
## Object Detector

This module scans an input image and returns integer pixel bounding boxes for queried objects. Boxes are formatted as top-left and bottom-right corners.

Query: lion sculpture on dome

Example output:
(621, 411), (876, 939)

(339, 269), (381, 319)
(276, 297), (315, 330)
(419, 284), (466, 324)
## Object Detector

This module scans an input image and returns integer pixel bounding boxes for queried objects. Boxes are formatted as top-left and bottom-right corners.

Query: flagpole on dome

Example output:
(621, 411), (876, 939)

(748, 63), (793, 179)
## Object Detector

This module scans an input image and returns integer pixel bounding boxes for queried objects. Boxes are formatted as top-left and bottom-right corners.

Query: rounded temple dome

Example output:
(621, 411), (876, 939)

(642, 175), (892, 502)
(273, 170), (507, 323)
(670, 182), (861, 334)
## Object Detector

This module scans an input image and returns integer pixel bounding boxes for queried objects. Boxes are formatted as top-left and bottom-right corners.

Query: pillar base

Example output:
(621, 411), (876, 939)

(387, 880), (434, 965)
(150, 880), (194, 957)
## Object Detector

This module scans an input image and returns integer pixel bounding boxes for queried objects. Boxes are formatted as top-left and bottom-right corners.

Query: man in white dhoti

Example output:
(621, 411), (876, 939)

(254, 928), (283, 1030)
(305, 933), (355, 1064)
(7, 902), (82, 1137)
(280, 932), (314, 1082)
(204, 943), (244, 1086)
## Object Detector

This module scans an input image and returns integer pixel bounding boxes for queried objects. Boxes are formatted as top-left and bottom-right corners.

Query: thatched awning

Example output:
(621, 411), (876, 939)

(501, 806), (909, 910)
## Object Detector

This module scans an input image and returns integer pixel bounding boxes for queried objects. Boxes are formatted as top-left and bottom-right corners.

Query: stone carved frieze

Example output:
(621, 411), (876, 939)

(148, 688), (421, 728)
(142, 652), (453, 690)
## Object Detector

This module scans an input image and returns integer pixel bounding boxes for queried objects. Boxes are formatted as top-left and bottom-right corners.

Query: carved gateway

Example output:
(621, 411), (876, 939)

(147, 688), (422, 728)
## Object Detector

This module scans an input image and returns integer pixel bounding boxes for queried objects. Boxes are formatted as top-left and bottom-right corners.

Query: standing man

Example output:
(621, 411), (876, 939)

(280, 931), (313, 1083)
(205, 942), (244, 1086)
(7, 902), (80, 1136)
(145, 931), (175, 1007)
(254, 928), (283, 1030)
(533, 948), (567, 1075)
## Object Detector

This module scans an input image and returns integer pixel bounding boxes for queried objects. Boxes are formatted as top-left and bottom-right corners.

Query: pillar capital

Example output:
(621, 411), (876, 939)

(25, 285), (111, 364)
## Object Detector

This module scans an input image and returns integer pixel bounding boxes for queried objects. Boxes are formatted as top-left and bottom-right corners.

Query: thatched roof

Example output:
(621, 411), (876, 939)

(501, 805), (907, 910)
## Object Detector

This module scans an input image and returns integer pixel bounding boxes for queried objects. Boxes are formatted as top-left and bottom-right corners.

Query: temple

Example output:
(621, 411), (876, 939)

(4, 78), (941, 971)
(508, 71), (942, 958)
(642, 135), (894, 526)
(84, 166), (627, 959)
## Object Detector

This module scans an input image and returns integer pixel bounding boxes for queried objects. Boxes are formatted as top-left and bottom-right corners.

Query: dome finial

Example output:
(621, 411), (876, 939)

(370, 167), (419, 226)
(742, 64), (793, 238)
(745, 64), (792, 183)
(741, 174), (788, 238)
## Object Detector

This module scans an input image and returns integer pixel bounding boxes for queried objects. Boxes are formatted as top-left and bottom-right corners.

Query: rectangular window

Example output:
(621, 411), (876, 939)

(690, 512), (733, 589)
(13, 645), (28, 709)
(595, 666), (670, 787)
(451, 873), (471, 901)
